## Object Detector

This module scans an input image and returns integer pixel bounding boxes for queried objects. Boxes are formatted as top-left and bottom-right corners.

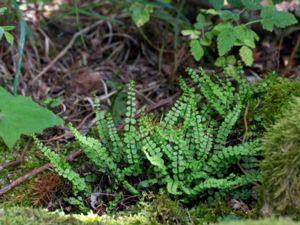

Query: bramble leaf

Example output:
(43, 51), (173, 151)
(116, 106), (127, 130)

(190, 39), (204, 61)
(181, 29), (201, 39)
(0, 88), (63, 149)
(130, 2), (153, 27)
(217, 28), (236, 56)
(209, 0), (224, 10)
(228, 0), (243, 7)
(241, 0), (262, 10)
(234, 25), (259, 48)
(261, 6), (298, 32)
(220, 10), (240, 21)
(239, 46), (254, 66)
(194, 13), (206, 29)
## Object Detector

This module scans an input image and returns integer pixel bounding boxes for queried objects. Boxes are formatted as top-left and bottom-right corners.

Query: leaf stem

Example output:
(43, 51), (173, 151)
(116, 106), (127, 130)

(245, 19), (262, 27)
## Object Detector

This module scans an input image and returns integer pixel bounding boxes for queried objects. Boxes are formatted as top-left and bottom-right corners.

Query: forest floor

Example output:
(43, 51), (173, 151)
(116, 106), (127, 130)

(0, 1), (300, 224)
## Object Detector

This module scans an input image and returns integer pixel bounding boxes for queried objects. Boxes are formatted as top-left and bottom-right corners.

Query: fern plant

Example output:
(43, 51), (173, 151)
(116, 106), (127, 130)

(35, 65), (260, 203)
(138, 65), (260, 200)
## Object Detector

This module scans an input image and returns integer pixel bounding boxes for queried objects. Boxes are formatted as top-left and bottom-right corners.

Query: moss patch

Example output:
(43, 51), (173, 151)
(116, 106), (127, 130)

(259, 97), (300, 219)
(0, 207), (299, 225)
(0, 139), (81, 208)
(247, 75), (300, 137)
(215, 218), (300, 225)
(0, 207), (158, 225)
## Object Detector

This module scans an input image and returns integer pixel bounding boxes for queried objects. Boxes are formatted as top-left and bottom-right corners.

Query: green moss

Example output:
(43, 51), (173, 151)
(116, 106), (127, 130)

(0, 139), (46, 207)
(0, 207), (158, 225)
(259, 97), (300, 218)
(124, 193), (250, 225)
(215, 217), (300, 225)
(247, 75), (300, 137)
(0, 207), (298, 225)
(0, 139), (81, 208)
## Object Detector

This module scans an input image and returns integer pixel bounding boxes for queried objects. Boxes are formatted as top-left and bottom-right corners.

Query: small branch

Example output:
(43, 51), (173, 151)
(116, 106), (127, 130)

(244, 19), (262, 27)
(0, 150), (82, 196)
(242, 105), (249, 143)
(0, 139), (32, 172)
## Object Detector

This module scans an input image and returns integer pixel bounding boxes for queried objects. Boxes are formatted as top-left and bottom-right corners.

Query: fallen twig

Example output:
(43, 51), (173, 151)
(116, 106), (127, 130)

(0, 139), (32, 172)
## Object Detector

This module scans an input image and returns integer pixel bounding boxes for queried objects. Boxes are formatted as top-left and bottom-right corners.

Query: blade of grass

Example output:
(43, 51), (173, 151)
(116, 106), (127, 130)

(12, 0), (26, 96)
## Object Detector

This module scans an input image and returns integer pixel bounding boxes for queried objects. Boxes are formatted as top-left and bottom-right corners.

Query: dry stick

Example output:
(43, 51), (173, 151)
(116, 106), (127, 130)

(0, 96), (176, 196)
(0, 139), (32, 172)
(282, 33), (300, 76)
(0, 150), (82, 196)
(29, 20), (105, 85)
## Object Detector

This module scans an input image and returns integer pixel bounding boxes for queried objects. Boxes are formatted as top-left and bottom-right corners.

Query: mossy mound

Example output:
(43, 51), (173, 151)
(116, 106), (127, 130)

(131, 193), (247, 224)
(0, 207), (299, 225)
(215, 217), (300, 225)
(259, 97), (300, 218)
(0, 207), (158, 225)
(247, 75), (300, 137)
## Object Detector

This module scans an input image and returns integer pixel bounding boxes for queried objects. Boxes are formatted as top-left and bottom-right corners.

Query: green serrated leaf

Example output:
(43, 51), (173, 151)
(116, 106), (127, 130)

(234, 25), (259, 48)
(220, 10), (240, 21)
(215, 56), (226, 67)
(130, 3), (153, 27)
(203, 8), (219, 15)
(190, 39), (204, 61)
(194, 13), (205, 29)
(213, 23), (233, 32)
(200, 31), (214, 46)
(0, 88), (63, 149)
(215, 55), (237, 67)
(209, 0), (224, 10)
(228, 0), (243, 7)
(227, 55), (237, 65)
(181, 29), (201, 39)
(241, 0), (262, 10)
(4, 32), (14, 45)
(261, 6), (298, 32)
(217, 28), (236, 56)
(239, 46), (254, 66)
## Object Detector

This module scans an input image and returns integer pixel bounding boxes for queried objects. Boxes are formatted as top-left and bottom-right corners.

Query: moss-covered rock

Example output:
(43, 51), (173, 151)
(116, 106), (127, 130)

(259, 97), (300, 218)
(247, 75), (300, 137)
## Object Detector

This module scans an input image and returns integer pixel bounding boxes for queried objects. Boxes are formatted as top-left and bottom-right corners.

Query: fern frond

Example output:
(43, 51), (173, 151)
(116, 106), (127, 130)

(68, 124), (117, 172)
(182, 173), (260, 197)
(187, 67), (227, 115)
(94, 97), (110, 148)
(34, 136), (87, 194)
(214, 103), (242, 150)
(123, 80), (141, 176)
(204, 141), (259, 175)
(161, 92), (191, 129)
(106, 113), (124, 162)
